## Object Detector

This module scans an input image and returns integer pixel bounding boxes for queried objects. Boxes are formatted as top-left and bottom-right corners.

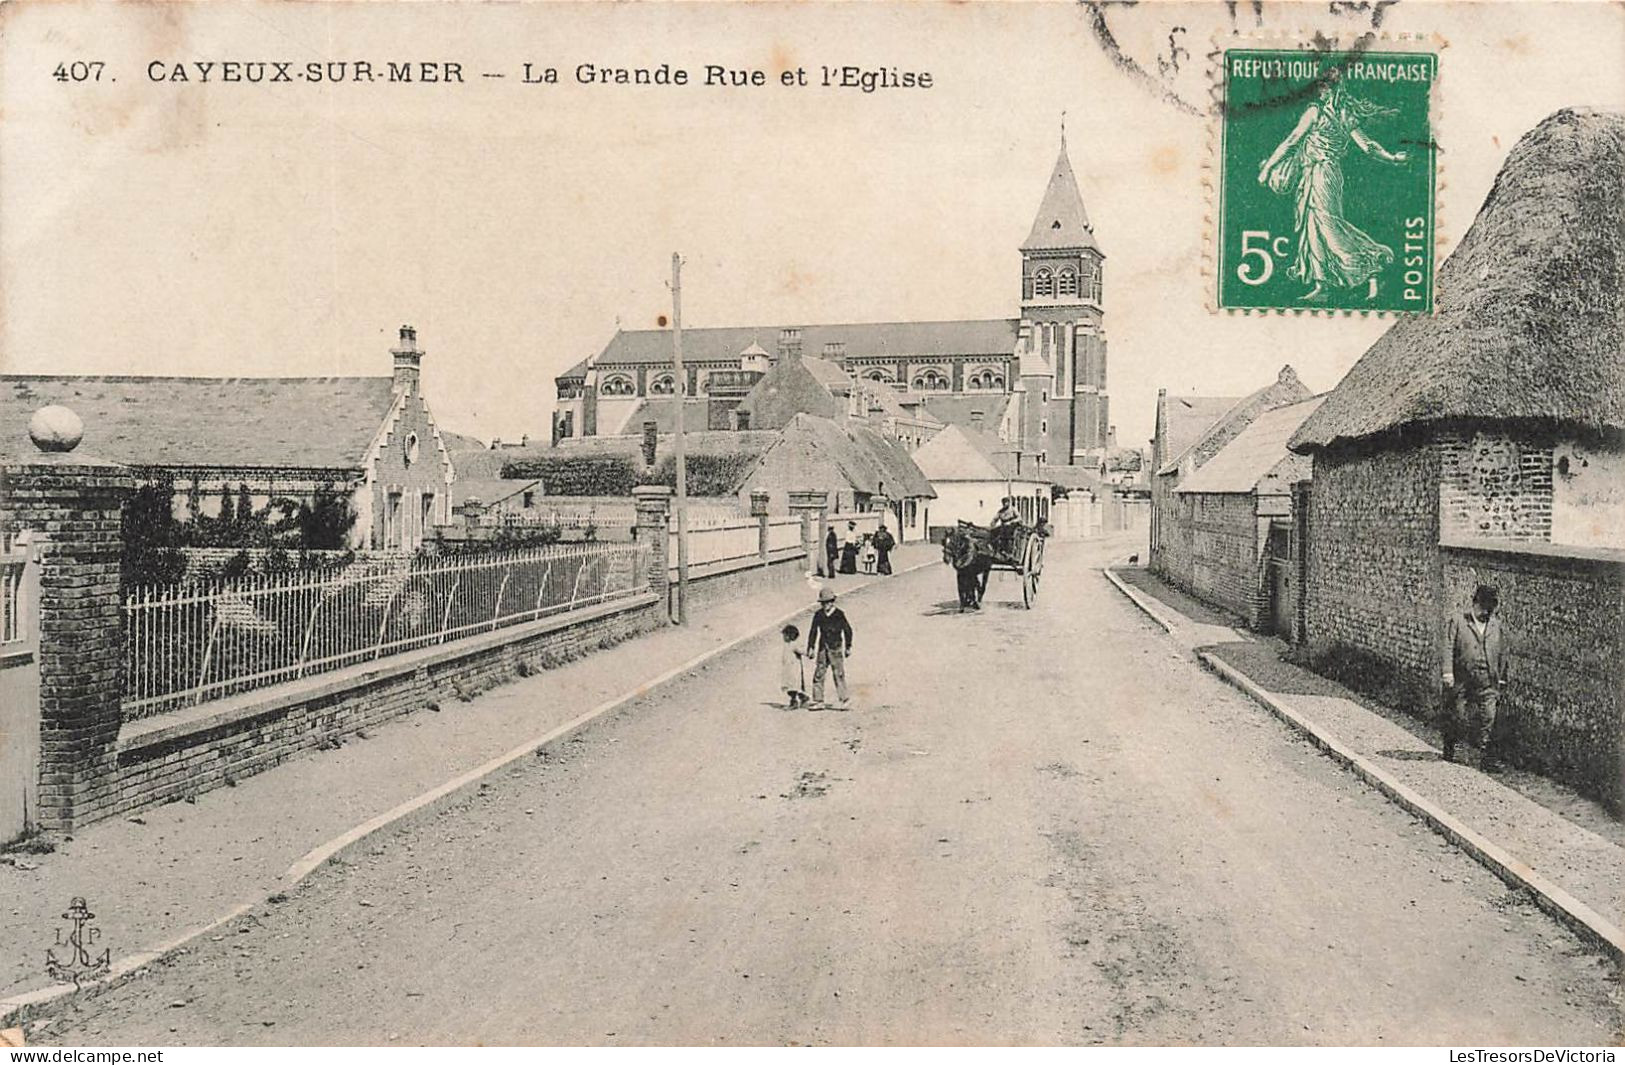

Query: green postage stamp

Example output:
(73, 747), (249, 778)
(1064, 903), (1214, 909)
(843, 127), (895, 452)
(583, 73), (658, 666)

(1217, 45), (1438, 313)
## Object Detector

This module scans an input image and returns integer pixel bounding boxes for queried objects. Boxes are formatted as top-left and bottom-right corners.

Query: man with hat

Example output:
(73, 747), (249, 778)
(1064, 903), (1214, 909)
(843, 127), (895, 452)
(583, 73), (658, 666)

(806, 585), (853, 710)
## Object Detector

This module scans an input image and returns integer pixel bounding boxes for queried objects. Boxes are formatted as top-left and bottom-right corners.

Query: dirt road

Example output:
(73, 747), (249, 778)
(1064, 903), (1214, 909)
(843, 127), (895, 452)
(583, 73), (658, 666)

(33, 539), (1622, 1045)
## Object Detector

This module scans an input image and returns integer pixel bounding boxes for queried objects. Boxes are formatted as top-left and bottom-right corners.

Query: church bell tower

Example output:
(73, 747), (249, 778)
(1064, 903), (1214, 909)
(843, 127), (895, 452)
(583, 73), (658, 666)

(1017, 130), (1107, 466)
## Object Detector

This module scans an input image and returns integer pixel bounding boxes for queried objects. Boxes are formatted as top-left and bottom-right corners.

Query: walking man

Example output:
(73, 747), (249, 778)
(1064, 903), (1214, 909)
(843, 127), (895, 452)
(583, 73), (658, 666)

(807, 585), (853, 710)
(1442, 584), (1510, 769)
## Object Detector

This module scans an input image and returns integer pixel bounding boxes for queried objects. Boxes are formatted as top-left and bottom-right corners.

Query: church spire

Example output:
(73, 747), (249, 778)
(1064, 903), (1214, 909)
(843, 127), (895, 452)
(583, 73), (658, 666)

(1022, 131), (1099, 253)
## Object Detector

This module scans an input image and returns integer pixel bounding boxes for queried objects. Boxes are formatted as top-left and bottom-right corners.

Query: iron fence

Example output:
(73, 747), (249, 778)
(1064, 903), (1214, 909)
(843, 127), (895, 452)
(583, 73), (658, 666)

(123, 542), (650, 719)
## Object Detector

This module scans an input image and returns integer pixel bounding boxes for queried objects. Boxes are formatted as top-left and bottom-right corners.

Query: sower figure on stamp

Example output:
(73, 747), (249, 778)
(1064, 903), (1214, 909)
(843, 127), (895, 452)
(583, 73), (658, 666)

(806, 585), (853, 710)
(1441, 584), (1510, 770)
(1258, 67), (1410, 304)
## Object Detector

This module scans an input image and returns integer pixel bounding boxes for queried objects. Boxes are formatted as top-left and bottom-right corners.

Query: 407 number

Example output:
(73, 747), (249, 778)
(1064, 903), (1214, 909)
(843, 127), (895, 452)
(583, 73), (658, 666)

(54, 62), (107, 82)
(1235, 230), (1291, 286)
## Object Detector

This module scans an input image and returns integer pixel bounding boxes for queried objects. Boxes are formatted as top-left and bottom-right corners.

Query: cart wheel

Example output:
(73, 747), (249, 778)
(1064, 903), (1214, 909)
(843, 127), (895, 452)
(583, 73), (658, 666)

(1021, 538), (1040, 608)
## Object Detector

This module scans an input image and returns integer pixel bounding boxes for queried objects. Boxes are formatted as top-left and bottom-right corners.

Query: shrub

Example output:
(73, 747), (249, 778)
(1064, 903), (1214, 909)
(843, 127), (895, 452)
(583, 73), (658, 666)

(501, 456), (641, 496)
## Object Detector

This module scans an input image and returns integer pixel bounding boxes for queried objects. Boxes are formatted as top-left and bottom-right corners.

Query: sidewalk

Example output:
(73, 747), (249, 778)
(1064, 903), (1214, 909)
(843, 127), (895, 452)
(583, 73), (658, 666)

(0, 543), (940, 1009)
(1106, 564), (1625, 961)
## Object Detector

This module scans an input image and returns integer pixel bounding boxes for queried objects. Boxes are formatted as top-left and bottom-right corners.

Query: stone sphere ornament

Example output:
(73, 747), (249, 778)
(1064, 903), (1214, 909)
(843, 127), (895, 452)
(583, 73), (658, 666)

(29, 405), (84, 453)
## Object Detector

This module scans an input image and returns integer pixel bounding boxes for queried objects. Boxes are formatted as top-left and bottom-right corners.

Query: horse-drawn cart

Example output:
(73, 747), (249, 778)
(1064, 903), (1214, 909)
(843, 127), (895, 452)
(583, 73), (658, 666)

(942, 519), (1047, 610)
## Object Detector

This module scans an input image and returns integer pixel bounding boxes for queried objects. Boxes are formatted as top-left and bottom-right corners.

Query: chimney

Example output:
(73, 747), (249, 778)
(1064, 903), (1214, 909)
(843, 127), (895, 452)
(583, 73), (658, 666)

(1278, 364), (1299, 385)
(391, 325), (423, 395)
(519, 433), (530, 448)
(641, 420), (658, 467)
(777, 328), (803, 364)
(970, 409), (984, 431)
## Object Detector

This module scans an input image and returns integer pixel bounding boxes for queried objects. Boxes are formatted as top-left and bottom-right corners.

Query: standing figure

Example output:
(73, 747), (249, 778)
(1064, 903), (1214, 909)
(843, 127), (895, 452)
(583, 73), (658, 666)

(1441, 584), (1510, 770)
(839, 521), (860, 574)
(779, 624), (808, 709)
(823, 526), (839, 578)
(806, 586), (853, 710)
(1258, 69), (1410, 303)
(871, 523), (896, 576)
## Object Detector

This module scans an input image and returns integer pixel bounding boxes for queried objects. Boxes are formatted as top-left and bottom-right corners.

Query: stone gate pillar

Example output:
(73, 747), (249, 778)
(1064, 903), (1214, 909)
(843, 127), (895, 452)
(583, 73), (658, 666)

(749, 489), (771, 563)
(632, 485), (672, 606)
(0, 408), (134, 830)
(787, 489), (829, 576)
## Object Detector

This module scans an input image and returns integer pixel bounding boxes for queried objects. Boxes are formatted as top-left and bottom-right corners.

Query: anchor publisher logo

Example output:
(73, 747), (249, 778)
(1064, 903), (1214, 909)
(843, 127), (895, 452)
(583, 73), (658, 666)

(45, 897), (111, 987)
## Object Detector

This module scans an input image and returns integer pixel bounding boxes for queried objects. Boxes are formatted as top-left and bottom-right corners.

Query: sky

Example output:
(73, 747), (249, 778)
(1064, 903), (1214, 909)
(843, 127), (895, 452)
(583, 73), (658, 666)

(3, 1), (1622, 449)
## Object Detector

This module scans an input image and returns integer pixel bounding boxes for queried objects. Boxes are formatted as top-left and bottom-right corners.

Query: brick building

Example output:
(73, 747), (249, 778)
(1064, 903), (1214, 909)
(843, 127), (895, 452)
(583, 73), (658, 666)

(1164, 396), (1324, 628)
(1288, 108), (1624, 807)
(553, 136), (1112, 467)
(1148, 365), (1313, 580)
(1, 326), (456, 551)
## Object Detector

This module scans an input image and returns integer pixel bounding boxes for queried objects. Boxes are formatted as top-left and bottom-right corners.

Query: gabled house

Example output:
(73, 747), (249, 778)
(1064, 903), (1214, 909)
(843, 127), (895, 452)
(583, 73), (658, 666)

(911, 423), (1049, 540)
(1169, 395), (1324, 628)
(1, 325), (456, 551)
(1287, 107), (1625, 807)
(1149, 365), (1313, 578)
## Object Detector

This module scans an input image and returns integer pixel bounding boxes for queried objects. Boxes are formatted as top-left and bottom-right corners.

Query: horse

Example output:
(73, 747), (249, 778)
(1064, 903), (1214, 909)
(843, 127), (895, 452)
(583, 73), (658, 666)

(942, 524), (992, 611)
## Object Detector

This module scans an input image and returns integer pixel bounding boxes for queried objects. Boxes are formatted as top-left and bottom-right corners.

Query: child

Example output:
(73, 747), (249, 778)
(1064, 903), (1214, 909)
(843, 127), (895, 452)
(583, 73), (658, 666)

(780, 624), (808, 708)
(859, 534), (878, 575)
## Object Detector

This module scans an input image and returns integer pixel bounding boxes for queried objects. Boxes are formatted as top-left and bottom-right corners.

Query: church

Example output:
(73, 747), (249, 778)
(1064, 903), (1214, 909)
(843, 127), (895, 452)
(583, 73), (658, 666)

(551, 137), (1110, 470)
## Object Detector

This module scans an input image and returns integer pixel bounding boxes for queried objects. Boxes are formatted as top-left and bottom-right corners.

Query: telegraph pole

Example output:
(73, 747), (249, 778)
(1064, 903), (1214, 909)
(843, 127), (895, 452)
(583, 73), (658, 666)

(670, 252), (691, 625)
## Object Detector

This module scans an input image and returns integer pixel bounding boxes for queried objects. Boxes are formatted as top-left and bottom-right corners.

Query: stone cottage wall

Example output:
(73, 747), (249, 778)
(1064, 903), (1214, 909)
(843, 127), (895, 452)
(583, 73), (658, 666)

(1179, 493), (1258, 621)
(1441, 540), (1624, 811)
(1302, 439), (1442, 708)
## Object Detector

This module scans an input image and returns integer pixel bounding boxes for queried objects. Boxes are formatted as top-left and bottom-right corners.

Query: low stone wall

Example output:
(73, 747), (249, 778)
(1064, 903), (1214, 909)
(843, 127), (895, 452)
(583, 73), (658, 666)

(115, 596), (664, 816)
(670, 548), (809, 616)
(1440, 538), (1625, 811)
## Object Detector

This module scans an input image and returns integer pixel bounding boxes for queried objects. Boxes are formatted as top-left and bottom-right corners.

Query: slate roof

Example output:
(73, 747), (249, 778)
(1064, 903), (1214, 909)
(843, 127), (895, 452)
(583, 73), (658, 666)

(1023, 139), (1101, 253)
(559, 320), (1019, 379)
(439, 430), (488, 452)
(1, 375), (396, 468)
(919, 393), (1013, 433)
(1177, 397), (1325, 495)
(1155, 395), (1242, 476)
(801, 356), (853, 393)
(1292, 108), (1625, 451)
(736, 357), (845, 429)
(624, 397), (713, 434)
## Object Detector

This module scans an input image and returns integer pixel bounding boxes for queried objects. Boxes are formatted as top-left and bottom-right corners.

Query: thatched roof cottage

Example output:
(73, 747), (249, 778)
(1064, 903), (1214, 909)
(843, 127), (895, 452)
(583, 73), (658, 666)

(1288, 108), (1624, 807)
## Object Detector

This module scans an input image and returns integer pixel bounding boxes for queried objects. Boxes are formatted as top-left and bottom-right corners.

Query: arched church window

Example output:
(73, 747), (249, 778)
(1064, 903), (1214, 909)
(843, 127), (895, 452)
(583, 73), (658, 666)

(1058, 269), (1078, 298)
(912, 369), (948, 392)
(1034, 269), (1055, 298)
(648, 374), (675, 395)
(988, 373), (1006, 390)
(864, 368), (894, 384)
(600, 375), (635, 396)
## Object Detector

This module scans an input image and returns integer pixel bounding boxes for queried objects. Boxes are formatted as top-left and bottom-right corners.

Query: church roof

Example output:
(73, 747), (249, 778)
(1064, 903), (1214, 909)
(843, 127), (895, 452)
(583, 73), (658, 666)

(1, 374), (398, 468)
(559, 319), (1019, 379)
(1023, 138), (1101, 254)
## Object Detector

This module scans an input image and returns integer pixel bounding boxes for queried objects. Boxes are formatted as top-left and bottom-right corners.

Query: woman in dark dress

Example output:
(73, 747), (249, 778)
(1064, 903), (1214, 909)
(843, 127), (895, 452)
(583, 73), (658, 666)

(872, 524), (895, 575)
(838, 522), (860, 574)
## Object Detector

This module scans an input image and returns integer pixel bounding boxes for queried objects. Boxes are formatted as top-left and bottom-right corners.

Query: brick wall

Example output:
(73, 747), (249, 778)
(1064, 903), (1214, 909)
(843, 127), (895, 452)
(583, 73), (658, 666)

(115, 597), (665, 816)
(0, 459), (134, 830)
(1441, 540), (1624, 811)
(1438, 429), (1554, 542)
(1302, 439), (1443, 707)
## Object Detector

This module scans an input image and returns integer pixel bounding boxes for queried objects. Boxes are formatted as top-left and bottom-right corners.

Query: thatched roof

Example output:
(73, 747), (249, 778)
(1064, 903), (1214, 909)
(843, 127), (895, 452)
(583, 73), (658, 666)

(1292, 108), (1625, 451)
